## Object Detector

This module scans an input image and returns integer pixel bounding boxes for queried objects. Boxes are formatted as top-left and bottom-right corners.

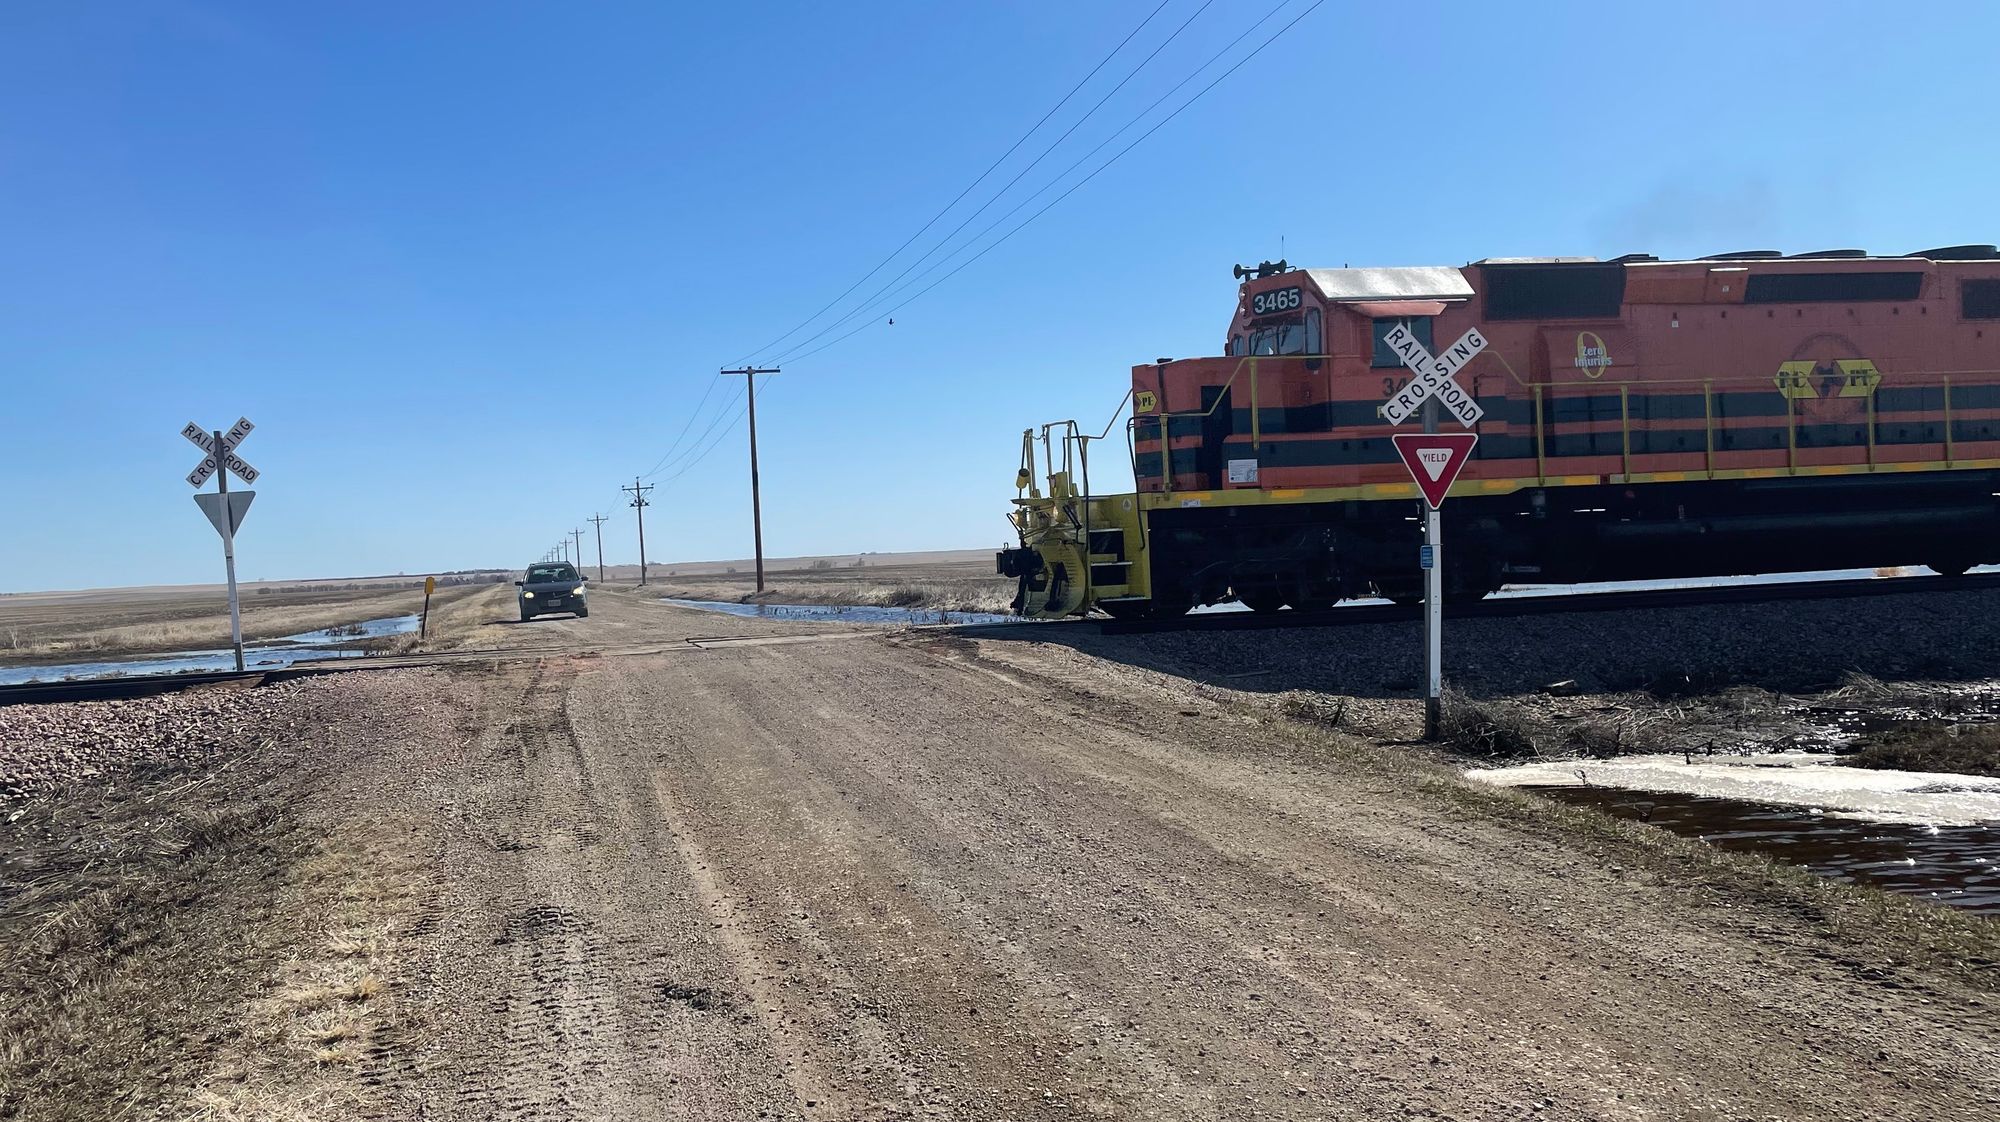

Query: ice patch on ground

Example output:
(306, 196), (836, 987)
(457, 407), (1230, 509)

(1469, 752), (2000, 827)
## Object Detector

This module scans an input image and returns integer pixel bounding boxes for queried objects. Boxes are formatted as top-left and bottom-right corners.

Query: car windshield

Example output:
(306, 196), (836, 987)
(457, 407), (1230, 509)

(527, 565), (576, 583)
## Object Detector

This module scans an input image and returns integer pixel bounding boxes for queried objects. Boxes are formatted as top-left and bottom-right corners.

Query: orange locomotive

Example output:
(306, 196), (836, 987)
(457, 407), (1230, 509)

(1001, 248), (2000, 618)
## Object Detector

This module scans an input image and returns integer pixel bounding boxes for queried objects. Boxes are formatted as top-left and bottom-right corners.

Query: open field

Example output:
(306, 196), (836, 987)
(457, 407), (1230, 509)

(0, 551), (1005, 664)
(641, 550), (1014, 613)
(3, 586), (1998, 1119)
(0, 578), (506, 665)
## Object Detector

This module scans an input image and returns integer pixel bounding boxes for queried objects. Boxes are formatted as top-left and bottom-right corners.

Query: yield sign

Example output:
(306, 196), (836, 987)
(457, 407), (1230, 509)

(194, 490), (255, 538)
(1392, 432), (1479, 509)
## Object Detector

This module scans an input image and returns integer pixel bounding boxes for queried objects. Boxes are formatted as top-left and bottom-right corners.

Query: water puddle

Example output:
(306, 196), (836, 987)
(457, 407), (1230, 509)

(0, 614), (419, 685)
(662, 598), (1017, 626)
(1533, 786), (2000, 915)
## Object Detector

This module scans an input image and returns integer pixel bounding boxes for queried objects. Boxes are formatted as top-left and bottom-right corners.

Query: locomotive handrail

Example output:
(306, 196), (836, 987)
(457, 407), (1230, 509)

(1139, 350), (2000, 493)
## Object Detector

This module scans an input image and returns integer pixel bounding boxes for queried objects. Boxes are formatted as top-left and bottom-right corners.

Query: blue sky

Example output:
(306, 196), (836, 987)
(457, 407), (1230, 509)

(3, 1), (1995, 590)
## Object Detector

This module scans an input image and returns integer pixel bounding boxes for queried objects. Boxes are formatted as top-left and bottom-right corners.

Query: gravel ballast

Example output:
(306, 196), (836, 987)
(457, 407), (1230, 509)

(1, 679), (325, 801)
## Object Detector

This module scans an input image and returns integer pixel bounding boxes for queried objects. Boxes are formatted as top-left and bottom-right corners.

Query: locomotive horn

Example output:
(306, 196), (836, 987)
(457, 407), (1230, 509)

(1233, 260), (1292, 280)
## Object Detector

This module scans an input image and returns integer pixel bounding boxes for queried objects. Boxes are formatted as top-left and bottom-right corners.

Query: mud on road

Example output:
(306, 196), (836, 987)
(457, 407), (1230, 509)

(4, 589), (1999, 1120)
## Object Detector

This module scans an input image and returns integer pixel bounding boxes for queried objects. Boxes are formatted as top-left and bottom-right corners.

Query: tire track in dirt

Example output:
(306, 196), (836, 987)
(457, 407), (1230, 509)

(355, 612), (2000, 1121)
(389, 656), (800, 1121)
(573, 634), (2000, 1121)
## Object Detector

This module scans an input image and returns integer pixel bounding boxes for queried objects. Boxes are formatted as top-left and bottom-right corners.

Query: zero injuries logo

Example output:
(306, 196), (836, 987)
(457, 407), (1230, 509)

(1574, 332), (1612, 377)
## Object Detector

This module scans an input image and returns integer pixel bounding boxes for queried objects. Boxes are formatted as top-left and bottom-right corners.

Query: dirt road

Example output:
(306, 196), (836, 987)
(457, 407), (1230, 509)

(7, 590), (1999, 1120)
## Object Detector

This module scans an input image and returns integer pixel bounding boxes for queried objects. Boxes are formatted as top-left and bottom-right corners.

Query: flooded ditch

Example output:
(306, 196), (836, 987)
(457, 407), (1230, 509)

(1534, 786), (2000, 915)
(0, 614), (419, 686)
(663, 598), (1016, 626)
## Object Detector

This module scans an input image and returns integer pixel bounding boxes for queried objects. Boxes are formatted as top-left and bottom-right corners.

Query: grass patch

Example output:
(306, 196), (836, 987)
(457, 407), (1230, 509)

(1844, 723), (2000, 778)
(1437, 692), (1542, 758)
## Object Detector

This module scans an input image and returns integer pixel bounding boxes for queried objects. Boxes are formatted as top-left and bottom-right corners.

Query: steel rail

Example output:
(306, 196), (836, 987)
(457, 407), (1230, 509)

(1077, 571), (2000, 636)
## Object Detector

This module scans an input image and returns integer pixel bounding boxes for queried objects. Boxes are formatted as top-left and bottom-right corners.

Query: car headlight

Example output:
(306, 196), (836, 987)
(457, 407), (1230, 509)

(575, 586), (586, 595)
(523, 590), (535, 598)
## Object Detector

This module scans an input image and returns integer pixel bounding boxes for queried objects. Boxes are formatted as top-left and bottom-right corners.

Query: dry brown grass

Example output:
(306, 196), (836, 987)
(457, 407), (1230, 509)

(0, 582), (493, 663)
(650, 557), (1014, 614)
(0, 746), (429, 1120)
(1845, 723), (2000, 778)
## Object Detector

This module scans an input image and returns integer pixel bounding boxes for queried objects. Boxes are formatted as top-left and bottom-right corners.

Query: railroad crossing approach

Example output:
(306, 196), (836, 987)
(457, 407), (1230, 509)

(1377, 325), (1484, 738)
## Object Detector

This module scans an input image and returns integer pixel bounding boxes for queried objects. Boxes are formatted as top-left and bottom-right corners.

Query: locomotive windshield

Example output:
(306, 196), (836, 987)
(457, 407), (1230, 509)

(1233, 307), (1322, 356)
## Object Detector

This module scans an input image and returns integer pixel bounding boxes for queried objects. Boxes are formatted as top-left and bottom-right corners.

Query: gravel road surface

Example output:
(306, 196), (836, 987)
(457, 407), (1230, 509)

(352, 594), (1999, 1120)
(6, 590), (1997, 1120)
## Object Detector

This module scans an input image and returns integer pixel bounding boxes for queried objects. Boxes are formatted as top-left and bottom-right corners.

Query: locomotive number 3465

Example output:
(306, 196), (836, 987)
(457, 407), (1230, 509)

(1250, 287), (1302, 316)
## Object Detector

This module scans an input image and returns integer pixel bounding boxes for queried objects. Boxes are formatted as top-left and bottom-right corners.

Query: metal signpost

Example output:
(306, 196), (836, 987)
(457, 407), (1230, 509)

(1378, 326), (1485, 738)
(422, 575), (436, 640)
(183, 418), (260, 672)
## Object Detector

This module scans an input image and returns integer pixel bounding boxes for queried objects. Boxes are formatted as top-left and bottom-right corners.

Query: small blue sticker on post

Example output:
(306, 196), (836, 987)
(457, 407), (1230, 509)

(1419, 544), (1435, 570)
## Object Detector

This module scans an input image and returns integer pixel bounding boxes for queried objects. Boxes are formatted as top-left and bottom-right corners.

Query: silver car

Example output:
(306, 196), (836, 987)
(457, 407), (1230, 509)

(516, 562), (587, 621)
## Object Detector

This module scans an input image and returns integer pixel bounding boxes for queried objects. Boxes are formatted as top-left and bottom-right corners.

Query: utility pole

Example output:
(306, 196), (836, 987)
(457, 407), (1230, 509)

(587, 513), (608, 582)
(622, 476), (654, 586)
(721, 366), (779, 592)
(571, 526), (584, 568)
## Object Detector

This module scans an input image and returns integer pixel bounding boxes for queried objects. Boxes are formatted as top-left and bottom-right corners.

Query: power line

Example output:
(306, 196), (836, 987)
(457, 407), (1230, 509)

(650, 377), (770, 488)
(620, 1), (1326, 502)
(727, 0), (1178, 370)
(777, 0), (1325, 367)
(645, 383), (747, 481)
(761, 0), (1222, 368)
(641, 372), (726, 479)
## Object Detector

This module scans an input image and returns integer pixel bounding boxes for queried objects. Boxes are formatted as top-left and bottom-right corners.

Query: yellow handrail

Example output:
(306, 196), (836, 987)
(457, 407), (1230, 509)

(1703, 380), (1715, 478)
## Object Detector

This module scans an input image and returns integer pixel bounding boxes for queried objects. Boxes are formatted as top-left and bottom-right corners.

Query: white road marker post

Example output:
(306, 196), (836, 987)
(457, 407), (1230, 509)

(215, 430), (244, 671)
(183, 418), (260, 673)
(1422, 403), (1442, 733)
(1379, 325), (1485, 740)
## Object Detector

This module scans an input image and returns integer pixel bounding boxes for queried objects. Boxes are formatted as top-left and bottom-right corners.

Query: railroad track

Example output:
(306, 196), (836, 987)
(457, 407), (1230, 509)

(1072, 571), (2000, 636)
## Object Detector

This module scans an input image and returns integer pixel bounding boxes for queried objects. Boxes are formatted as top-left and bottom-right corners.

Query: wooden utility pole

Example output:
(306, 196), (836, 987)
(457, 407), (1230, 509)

(587, 513), (609, 582)
(570, 526), (585, 568)
(622, 477), (654, 586)
(720, 367), (779, 592)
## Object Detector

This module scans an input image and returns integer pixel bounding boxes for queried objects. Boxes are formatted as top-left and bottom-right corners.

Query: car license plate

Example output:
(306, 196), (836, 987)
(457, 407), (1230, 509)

(546, 597), (565, 607)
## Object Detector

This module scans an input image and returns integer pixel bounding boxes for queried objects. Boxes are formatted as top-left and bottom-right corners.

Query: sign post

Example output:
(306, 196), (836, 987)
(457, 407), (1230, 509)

(183, 418), (260, 672)
(422, 576), (436, 640)
(1379, 325), (1485, 739)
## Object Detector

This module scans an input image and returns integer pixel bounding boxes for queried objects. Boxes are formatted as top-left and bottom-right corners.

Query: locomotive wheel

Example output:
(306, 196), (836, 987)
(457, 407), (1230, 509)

(1237, 587), (1286, 614)
(1371, 578), (1423, 606)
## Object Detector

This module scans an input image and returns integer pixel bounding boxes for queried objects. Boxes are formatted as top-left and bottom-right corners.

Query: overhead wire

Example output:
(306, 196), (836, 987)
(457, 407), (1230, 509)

(620, 0), (1327, 507)
(775, 0), (1325, 366)
(634, 3), (1181, 492)
(760, 0), (1223, 368)
(726, 0), (1177, 370)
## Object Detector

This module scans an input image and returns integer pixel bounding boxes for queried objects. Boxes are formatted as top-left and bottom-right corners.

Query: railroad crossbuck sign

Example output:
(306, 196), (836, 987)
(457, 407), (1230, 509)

(1380, 325), (1487, 428)
(1392, 432), (1481, 509)
(183, 418), (259, 488)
